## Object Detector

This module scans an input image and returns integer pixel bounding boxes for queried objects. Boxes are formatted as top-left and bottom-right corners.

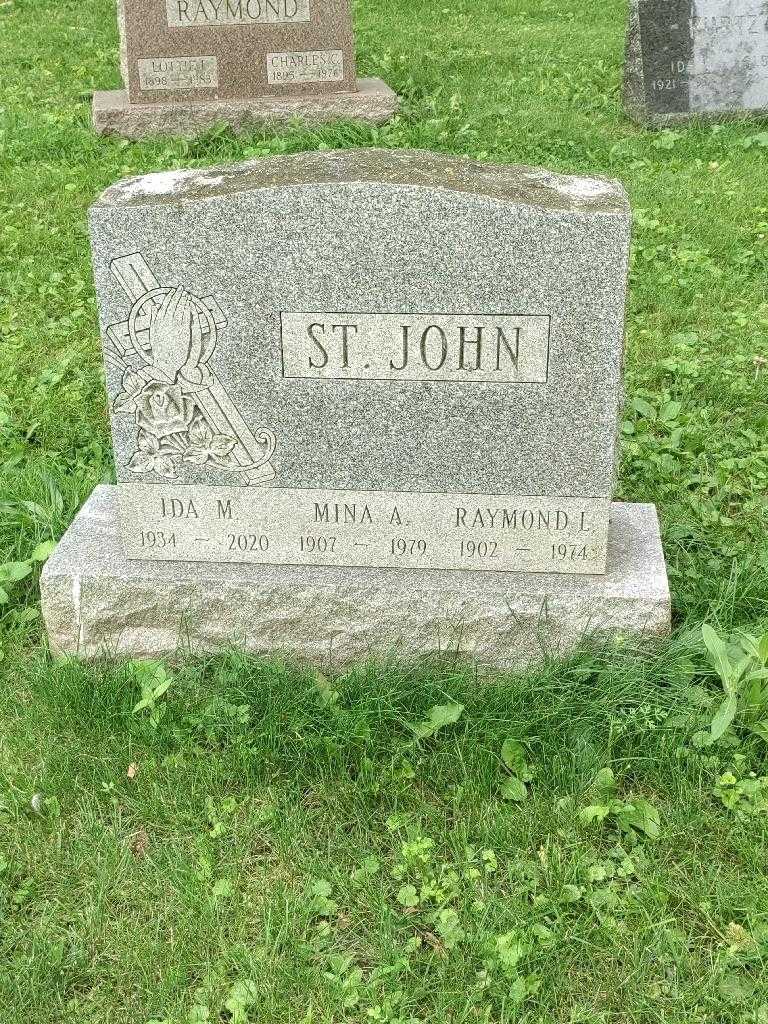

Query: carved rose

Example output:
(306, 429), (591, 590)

(135, 382), (194, 438)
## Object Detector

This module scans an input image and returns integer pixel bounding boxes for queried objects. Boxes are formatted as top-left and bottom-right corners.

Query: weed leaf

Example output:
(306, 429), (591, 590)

(579, 804), (610, 825)
(397, 884), (419, 908)
(31, 540), (56, 562)
(619, 798), (661, 839)
(692, 729), (714, 748)
(500, 777), (528, 802)
(710, 692), (738, 741)
(749, 721), (768, 744)
(702, 624), (735, 689)
(501, 738), (528, 776)
(594, 767), (616, 793)
(412, 702), (464, 739)
(0, 562), (32, 584)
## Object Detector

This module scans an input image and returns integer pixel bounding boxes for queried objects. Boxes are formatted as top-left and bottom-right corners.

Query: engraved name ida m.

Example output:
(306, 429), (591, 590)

(104, 252), (276, 485)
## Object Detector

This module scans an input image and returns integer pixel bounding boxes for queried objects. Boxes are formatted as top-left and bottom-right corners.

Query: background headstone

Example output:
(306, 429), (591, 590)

(121, 0), (356, 102)
(625, 0), (768, 124)
(42, 150), (671, 664)
(94, 0), (398, 137)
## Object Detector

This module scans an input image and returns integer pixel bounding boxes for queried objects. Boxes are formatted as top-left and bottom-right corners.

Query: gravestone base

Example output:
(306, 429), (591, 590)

(41, 486), (671, 668)
(92, 79), (399, 139)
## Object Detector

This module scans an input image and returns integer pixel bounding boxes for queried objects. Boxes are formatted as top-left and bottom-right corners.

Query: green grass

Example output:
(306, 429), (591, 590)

(1, 0), (768, 1020)
(2, 642), (768, 1023)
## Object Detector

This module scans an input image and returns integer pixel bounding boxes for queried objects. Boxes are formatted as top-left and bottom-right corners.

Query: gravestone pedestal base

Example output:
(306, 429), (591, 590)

(41, 487), (671, 668)
(92, 79), (399, 139)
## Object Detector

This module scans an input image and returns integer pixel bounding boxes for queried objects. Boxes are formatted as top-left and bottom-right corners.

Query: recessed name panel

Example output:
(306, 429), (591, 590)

(280, 311), (551, 383)
(119, 486), (608, 574)
(166, 0), (311, 27)
(267, 50), (344, 84)
(137, 56), (219, 90)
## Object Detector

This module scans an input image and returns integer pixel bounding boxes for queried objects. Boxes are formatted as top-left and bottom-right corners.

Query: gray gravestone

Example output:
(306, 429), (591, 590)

(625, 0), (768, 124)
(94, 0), (398, 138)
(41, 149), (670, 665)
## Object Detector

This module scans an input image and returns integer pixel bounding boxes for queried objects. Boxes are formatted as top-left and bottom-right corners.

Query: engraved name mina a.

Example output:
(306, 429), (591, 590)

(104, 252), (276, 484)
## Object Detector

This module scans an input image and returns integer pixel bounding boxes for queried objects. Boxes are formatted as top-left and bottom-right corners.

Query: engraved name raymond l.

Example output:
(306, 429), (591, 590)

(267, 50), (344, 85)
(166, 0), (310, 27)
(280, 312), (551, 384)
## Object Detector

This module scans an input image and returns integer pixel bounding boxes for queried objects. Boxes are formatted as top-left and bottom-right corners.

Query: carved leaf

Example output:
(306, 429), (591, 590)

(114, 367), (144, 415)
(136, 428), (160, 455)
(209, 434), (237, 458)
(157, 442), (182, 457)
(160, 432), (189, 455)
(182, 450), (211, 466)
(188, 415), (213, 447)
(127, 450), (156, 474)
(153, 455), (179, 480)
(122, 367), (143, 394)
(113, 391), (138, 414)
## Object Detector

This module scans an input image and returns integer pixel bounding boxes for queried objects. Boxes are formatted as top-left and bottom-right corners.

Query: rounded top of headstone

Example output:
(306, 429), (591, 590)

(93, 148), (629, 215)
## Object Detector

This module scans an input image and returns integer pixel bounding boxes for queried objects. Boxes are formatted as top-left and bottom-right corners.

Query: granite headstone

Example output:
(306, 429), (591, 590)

(625, 0), (768, 124)
(94, 0), (398, 137)
(41, 149), (671, 665)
